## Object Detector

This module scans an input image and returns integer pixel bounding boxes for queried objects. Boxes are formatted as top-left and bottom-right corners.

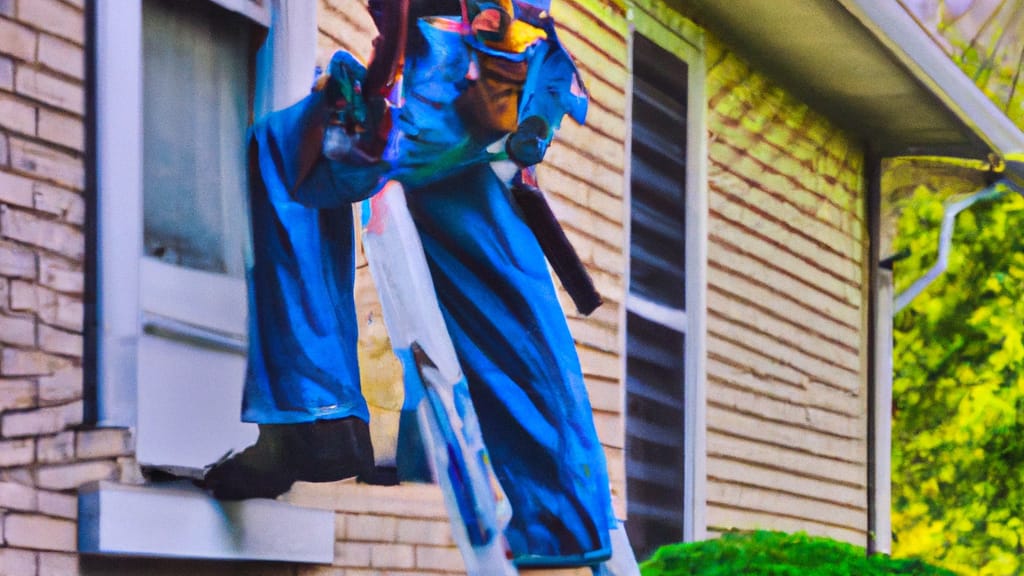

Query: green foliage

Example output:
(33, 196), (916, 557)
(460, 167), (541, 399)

(638, 530), (954, 576)
(924, 0), (1024, 130)
(892, 183), (1024, 575)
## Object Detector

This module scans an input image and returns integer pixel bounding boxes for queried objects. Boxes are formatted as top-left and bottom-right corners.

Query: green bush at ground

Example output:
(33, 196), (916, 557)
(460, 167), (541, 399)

(639, 530), (955, 576)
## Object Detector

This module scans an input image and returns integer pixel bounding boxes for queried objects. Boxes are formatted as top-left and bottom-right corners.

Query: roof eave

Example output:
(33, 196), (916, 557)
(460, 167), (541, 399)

(838, 0), (1024, 158)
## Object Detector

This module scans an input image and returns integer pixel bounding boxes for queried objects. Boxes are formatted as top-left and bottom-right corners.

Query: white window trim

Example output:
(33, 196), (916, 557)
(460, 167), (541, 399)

(93, 0), (315, 427)
(623, 1), (709, 543)
(86, 0), (333, 563)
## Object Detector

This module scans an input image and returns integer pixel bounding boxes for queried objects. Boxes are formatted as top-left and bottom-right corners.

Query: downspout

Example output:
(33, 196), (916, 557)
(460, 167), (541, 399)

(888, 152), (1024, 313)
(892, 183), (1008, 313)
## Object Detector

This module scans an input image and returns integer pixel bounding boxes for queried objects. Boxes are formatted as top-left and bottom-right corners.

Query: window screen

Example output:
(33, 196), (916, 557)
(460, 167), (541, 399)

(142, 0), (253, 277)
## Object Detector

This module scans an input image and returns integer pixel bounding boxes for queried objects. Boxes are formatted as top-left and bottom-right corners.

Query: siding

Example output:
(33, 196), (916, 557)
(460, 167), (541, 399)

(701, 36), (870, 544)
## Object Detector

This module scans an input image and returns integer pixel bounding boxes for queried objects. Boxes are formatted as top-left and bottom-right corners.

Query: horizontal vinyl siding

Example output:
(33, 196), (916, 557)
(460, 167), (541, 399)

(702, 37), (869, 544)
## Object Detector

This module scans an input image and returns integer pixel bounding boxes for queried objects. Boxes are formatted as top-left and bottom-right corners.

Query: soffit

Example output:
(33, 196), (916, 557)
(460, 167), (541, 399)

(671, 0), (998, 158)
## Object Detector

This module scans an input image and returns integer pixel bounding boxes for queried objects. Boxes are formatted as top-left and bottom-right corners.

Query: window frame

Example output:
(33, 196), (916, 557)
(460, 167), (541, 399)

(82, 0), (337, 563)
(623, 1), (709, 543)
(91, 0), (314, 428)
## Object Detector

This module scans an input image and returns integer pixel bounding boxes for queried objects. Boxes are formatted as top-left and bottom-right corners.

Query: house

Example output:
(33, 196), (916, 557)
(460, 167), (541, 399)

(0, 0), (1021, 574)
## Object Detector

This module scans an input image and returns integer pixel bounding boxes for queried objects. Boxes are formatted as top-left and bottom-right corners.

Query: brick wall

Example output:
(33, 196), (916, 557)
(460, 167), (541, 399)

(700, 36), (870, 544)
(0, 0), (138, 573)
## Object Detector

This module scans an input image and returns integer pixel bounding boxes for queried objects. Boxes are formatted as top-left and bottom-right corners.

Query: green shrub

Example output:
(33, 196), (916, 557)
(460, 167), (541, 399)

(639, 530), (956, 576)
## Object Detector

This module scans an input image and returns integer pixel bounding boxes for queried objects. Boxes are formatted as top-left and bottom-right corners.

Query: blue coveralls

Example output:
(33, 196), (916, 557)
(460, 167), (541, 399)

(244, 17), (614, 567)
(389, 18), (614, 566)
(243, 88), (386, 425)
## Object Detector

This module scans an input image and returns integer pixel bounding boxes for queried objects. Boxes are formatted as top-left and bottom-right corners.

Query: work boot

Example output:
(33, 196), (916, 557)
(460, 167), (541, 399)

(292, 417), (376, 482)
(202, 424), (296, 500)
(202, 416), (376, 500)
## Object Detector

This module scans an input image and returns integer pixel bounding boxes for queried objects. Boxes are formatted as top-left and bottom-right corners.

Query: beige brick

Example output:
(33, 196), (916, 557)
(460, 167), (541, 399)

(0, 206), (84, 260)
(14, 66), (82, 115)
(1, 400), (81, 436)
(0, 241), (35, 278)
(369, 543), (414, 569)
(1, 347), (69, 377)
(38, 324), (81, 357)
(333, 541), (372, 567)
(4, 513), (76, 551)
(395, 518), (453, 546)
(17, 0), (83, 44)
(0, 312), (34, 346)
(286, 482), (448, 519)
(10, 279), (41, 311)
(38, 34), (82, 80)
(4, 466), (34, 485)
(38, 257), (82, 294)
(0, 18), (36, 61)
(0, 547), (37, 576)
(346, 513), (397, 542)
(46, 293), (81, 332)
(0, 170), (37, 208)
(35, 460), (117, 491)
(0, 132), (7, 166)
(0, 378), (35, 411)
(415, 545), (464, 572)
(0, 437), (34, 466)
(37, 109), (83, 152)
(9, 137), (84, 190)
(0, 92), (35, 136)
(13, 283), (81, 332)
(36, 431), (74, 463)
(38, 367), (80, 404)
(32, 183), (84, 224)
(0, 276), (7, 310)
(334, 512), (347, 539)
(37, 490), (76, 520)
(0, 55), (12, 89)
(0, 481), (37, 511)
(76, 428), (132, 459)
(39, 551), (78, 575)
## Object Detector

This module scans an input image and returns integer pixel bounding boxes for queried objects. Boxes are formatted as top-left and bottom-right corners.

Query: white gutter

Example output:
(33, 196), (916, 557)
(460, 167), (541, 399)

(839, 0), (1024, 157)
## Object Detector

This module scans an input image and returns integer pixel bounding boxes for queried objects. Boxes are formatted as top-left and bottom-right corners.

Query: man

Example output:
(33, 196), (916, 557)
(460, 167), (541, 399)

(207, 1), (638, 572)
(202, 52), (389, 500)
(379, 1), (634, 570)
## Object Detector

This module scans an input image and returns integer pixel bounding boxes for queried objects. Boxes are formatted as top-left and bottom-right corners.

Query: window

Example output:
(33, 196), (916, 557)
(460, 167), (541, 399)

(82, 1), (336, 562)
(623, 10), (708, 556)
(91, 0), (314, 472)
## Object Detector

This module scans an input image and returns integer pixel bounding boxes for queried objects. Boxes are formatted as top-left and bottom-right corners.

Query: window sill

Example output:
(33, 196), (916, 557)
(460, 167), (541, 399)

(78, 480), (335, 563)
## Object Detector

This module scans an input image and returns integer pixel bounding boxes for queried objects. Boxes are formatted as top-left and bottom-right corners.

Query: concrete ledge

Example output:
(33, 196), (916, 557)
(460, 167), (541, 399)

(78, 480), (335, 564)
